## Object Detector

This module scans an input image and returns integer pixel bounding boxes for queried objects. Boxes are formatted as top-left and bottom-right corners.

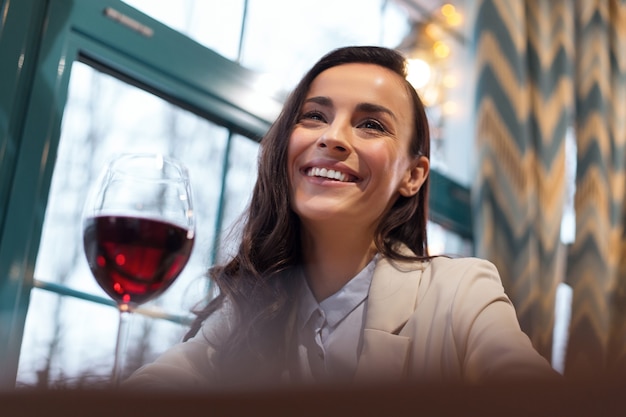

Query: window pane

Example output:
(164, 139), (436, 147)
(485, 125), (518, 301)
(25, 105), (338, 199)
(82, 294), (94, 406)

(17, 289), (187, 387)
(121, 0), (411, 93)
(215, 134), (260, 262)
(428, 221), (473, 257)
(17, 61), (232, 386)
(121, 0), (245, 61)
(240, 0), (411, 90)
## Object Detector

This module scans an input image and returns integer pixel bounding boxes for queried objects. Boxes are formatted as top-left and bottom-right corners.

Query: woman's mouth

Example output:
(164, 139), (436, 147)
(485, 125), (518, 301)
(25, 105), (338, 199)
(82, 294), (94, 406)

(305, 167), (358, 183)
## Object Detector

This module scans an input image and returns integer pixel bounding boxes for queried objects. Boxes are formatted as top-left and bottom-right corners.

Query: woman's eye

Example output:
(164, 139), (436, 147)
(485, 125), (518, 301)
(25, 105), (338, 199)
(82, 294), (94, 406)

(300, 111), (326, 123)
(359, 119), (386, 132)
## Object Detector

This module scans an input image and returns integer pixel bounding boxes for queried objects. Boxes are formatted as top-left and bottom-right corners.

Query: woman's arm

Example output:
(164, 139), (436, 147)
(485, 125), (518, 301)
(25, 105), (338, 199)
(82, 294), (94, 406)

(450, 258), (560, 382)
(123, 302), (233, 390)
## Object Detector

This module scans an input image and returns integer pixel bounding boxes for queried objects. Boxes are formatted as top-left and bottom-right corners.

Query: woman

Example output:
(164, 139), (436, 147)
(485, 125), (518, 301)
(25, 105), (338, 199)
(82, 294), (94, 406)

(125, 46), (558, 390)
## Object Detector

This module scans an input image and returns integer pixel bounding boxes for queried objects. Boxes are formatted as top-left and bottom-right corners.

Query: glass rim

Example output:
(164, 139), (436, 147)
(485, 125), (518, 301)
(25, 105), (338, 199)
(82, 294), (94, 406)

(105, 152), (191, 182)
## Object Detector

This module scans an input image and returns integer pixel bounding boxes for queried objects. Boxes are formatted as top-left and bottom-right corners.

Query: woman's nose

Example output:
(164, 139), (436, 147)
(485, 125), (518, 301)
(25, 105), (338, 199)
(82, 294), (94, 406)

(318, 121), (351, 153)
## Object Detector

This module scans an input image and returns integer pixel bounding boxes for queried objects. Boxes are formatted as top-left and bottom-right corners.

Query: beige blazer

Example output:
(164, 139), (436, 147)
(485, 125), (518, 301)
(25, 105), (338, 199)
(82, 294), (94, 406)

(354, 256), (556, 384)
(125, 256), (557, 390)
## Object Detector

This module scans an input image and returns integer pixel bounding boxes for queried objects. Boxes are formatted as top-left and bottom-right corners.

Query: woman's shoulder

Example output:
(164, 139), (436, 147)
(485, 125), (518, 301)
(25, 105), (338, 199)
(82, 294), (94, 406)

(428, 255), (498, 273)
(384, 251), (498, 277)
(428, 255), (501, 279)
(416, 255), (503, 296)
(187, 298), (236, 347)
(388, 244), (497, 273)
(376, 252), (501, 293)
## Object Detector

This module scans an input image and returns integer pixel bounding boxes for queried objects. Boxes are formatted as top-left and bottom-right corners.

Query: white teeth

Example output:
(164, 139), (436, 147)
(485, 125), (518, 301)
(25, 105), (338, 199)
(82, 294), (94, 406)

(307, 167), (348, 182)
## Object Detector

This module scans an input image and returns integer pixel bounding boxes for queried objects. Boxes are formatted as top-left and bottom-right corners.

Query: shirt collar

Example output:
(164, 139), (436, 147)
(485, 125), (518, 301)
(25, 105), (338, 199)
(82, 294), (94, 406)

(297, 255), (378, 329)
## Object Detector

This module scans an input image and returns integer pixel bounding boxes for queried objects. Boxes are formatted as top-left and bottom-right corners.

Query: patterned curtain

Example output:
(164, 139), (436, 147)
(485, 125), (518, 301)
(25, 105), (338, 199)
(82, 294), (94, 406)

(472, 0), (573, 361)
(474, 0), (626, 373)
(565, 0), (626, 377)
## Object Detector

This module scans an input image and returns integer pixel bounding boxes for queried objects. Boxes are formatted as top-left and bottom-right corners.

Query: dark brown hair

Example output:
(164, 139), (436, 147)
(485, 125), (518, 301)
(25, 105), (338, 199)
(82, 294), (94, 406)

(186, 46), (431, 382)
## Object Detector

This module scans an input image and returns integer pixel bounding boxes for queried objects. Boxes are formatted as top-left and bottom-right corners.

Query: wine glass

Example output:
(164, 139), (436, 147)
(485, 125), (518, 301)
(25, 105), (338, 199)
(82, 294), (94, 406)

(82, 153), (195, 385)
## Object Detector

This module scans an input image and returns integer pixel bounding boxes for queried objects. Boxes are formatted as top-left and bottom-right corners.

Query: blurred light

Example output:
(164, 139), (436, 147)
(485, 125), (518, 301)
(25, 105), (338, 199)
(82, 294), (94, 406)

(442, 74), (457, 88)
(424, 22), (440, 39)
(406, 58), (431, 89)
(441, 3), (462, 26)
(421, 88), (441, 107)
(442, 101), (458, 115)
(441, 4), (456, 17)
(433, 41), (450, 58)
(446, 13), (462, 26)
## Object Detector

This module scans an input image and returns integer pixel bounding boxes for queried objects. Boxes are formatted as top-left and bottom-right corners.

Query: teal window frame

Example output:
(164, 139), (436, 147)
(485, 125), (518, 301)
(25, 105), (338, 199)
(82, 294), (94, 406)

(0, 0), (471, 388)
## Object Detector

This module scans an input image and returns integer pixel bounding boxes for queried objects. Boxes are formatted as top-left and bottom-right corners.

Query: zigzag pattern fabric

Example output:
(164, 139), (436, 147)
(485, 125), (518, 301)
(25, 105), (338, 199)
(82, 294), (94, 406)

(472, 0), (572, 361)
(564, 0), (626, 376)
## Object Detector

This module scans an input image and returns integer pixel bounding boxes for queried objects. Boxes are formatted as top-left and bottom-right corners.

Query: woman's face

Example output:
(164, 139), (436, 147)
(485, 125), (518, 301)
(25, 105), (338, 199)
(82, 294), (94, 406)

(287, 63), (428, 232)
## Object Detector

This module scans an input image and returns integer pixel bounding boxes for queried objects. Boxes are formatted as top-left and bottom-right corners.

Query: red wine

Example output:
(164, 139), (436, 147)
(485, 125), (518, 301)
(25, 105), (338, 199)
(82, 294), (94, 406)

(83, 215), (194, 306)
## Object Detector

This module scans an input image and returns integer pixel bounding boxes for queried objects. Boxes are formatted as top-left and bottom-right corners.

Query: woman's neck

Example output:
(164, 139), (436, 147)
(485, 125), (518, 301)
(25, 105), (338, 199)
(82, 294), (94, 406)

(300, 222), (378, 301)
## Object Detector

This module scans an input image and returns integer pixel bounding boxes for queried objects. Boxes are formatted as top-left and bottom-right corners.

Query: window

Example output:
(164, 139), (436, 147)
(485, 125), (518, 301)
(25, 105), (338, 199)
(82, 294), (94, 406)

(18, 62), (239, 385)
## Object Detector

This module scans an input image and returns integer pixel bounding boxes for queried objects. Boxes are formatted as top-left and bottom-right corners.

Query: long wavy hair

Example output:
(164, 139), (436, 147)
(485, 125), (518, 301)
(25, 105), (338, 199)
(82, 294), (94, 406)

(185, 46), (431, 382)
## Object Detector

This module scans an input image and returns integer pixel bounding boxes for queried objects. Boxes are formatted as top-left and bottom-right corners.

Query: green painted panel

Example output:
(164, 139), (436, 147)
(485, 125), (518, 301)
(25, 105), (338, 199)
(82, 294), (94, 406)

(0, 0), (54, 389)
(0, 0), (49, 242)
(0, 0), (77, 388)
(429, 170), (473, 242)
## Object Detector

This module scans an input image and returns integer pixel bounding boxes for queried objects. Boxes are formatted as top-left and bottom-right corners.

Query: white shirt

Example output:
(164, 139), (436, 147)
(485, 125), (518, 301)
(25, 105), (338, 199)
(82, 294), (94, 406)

(295, 256), (378, 383)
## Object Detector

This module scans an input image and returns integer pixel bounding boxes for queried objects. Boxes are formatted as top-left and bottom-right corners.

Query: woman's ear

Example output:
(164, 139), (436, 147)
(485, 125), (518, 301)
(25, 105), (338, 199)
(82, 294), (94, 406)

(398, 156), (429, 197)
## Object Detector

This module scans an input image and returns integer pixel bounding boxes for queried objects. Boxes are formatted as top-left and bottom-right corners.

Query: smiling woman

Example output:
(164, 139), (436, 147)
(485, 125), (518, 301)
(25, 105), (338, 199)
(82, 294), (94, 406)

(287, 62), (429, 300)
(124, 46), (559, 390)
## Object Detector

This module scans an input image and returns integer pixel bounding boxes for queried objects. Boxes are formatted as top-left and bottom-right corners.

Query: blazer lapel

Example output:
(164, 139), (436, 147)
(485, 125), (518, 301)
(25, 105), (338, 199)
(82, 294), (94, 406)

(354, 255), (425, 382)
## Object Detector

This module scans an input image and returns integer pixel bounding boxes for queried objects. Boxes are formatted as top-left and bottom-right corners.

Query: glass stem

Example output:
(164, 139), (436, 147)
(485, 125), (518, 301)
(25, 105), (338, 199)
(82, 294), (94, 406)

(111, 307), (131, 387)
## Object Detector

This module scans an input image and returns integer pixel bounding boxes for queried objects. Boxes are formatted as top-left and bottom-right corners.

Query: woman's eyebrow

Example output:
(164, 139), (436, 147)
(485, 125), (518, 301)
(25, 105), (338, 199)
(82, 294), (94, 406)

(304, 97), (396, 121)
(355, 102), (397, 121)
(303, 96), (332, 107)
